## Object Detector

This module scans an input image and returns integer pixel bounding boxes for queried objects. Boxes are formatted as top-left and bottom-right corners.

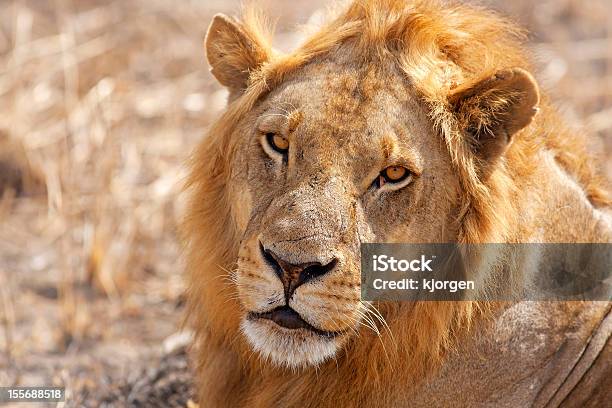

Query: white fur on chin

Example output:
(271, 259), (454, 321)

(241, 318), (339, 369)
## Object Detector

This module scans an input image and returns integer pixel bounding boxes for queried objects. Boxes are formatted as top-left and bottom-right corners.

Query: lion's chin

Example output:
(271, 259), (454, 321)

(241, 317), (342, 369)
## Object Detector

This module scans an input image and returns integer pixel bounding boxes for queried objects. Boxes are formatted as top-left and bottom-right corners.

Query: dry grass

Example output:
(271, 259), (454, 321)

(0, 0), (610, 401)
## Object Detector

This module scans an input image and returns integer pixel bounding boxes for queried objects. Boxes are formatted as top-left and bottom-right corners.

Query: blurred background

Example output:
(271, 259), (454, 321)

(0, 0), (610, 404)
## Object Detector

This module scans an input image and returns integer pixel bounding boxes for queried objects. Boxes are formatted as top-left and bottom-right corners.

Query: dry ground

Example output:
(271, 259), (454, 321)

(0, 0), (610, 406)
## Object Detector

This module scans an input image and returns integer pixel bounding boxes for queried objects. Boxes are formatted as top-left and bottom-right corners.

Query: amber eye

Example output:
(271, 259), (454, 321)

(266, 133), (289, 154)
(378, 166), (411, 187)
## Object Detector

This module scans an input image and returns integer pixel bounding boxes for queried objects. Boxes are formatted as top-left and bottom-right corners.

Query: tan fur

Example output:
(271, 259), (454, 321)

(183, 1), (611, 406)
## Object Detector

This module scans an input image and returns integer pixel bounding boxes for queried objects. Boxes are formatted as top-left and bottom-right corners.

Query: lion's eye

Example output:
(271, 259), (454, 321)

(377, 166), (411, 188)
(265, 133), (289, 154)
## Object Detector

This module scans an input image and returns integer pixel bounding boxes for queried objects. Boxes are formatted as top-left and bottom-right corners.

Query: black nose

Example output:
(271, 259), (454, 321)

(260, 243), (338, 302)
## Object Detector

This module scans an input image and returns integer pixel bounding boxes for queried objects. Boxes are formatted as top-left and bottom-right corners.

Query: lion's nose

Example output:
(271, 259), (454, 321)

(260, 243), (338, 301)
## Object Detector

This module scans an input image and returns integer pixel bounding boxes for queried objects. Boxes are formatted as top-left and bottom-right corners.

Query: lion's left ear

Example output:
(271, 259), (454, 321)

(448, 68), (540, 167)
(205, 14), (271, 97)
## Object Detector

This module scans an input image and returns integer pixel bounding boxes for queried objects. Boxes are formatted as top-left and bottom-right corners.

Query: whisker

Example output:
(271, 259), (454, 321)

(362, 301), (396, 347)
(353, 307), (393, 367)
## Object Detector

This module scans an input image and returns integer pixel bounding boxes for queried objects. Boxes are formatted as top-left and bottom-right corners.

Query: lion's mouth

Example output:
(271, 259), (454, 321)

(248, 306), (344, 339)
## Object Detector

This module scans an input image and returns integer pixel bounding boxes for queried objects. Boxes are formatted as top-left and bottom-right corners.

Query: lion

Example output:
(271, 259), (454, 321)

(182, 1), (612, 406)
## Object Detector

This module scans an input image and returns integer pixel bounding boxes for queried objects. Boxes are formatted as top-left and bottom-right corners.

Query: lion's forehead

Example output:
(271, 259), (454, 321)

(270, 62), (407, 126)
(260, 60), (427, 166)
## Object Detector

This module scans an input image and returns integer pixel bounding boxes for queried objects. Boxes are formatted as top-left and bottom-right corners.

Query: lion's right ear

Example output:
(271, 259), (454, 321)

(448, 68), (540, 173)
(205, 14), (271, 96)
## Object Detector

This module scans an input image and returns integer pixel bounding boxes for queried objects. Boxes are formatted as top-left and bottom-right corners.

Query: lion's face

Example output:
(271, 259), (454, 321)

(229, 59), (459, 367)
(201, 10), (539, 369)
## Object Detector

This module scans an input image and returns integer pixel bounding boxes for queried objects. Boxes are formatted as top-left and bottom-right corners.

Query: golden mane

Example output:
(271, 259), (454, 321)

(182, 0), (611, 403)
